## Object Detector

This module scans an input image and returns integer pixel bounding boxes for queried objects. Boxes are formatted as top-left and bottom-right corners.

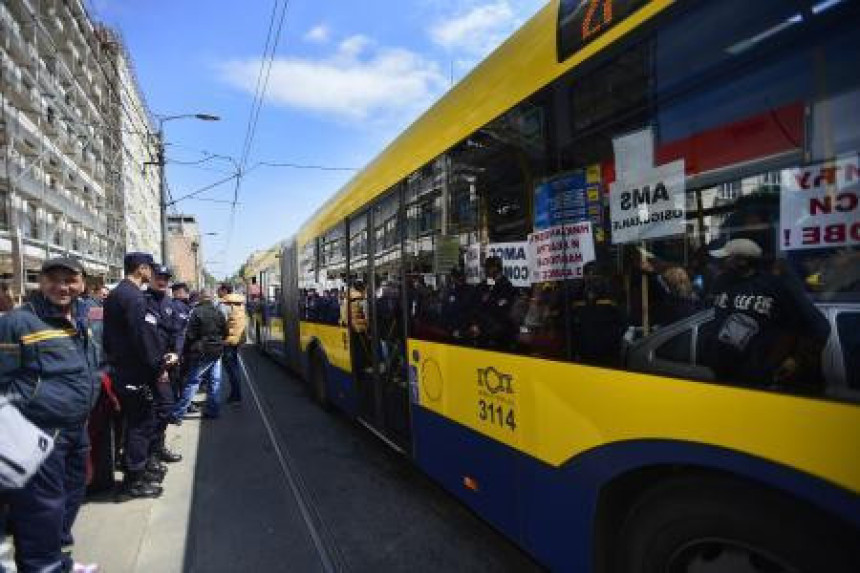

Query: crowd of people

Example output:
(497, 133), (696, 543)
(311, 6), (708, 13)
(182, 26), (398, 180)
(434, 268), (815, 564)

(0, 251), (247, 573)
(301, 238), (835, 396)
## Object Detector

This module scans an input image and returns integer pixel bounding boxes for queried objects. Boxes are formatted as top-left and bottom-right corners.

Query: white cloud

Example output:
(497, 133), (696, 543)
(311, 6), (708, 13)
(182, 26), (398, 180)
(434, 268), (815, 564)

(303, 24), (330, 44)
(429, 1), (517, 57)
(219, 37), (447, 125)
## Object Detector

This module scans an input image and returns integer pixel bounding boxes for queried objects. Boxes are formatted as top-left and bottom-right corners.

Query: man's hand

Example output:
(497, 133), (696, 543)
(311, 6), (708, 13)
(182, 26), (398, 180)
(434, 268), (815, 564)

(773, 357), (798, 384)
(163, 353), (179, 368)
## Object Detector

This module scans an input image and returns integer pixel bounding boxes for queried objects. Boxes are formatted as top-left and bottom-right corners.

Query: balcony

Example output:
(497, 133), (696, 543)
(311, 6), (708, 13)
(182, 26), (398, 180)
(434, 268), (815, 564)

(0, 5), (27, 62)
(46, 9), (64, 37)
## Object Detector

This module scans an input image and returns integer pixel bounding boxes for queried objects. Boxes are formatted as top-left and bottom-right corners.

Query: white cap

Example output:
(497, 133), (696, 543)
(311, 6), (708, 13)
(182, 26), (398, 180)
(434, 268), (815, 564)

(709, 238), (763, 259)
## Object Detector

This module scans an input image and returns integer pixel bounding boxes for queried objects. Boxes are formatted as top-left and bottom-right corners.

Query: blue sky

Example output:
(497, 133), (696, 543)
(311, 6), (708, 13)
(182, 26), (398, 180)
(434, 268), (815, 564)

(90, 0), (546, 277)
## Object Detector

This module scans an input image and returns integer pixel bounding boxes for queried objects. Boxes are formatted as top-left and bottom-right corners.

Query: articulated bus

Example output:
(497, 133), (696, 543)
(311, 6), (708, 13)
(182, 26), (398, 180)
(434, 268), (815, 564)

(262, 1), (860, 570)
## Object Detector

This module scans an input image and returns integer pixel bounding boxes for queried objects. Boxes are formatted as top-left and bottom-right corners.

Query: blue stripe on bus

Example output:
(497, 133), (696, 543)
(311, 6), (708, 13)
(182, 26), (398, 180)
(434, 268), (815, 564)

(325, 363), (358, 417)
(411, 405), (860, 572)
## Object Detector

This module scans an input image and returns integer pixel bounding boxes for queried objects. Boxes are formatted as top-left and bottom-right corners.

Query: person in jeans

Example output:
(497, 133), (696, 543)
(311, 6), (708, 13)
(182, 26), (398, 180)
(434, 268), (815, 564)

(171, 290), (227, 420)
(221, 293), (247, 404)
(0, 257), (101, 573)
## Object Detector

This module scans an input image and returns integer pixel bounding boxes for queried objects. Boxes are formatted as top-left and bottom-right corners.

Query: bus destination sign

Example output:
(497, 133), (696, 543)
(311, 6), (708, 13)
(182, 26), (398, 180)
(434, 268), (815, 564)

(558, 0), (651, 61)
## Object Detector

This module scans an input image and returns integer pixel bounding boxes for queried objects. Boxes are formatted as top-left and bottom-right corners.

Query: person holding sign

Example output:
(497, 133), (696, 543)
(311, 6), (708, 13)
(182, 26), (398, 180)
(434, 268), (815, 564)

(702, 239), (831, 393)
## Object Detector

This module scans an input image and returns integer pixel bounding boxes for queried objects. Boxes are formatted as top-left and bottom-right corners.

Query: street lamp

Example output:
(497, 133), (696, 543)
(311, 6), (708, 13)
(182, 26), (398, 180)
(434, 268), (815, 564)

(155, 113), (220, 266)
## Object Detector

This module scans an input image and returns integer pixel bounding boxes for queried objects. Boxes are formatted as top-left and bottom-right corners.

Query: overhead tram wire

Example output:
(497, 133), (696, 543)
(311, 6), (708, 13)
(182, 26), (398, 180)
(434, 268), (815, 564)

(222, 0), (291, 262)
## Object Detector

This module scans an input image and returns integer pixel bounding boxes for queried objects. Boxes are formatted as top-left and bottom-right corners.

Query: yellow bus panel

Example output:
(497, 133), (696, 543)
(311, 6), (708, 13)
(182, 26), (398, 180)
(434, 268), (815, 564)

(300, 321), (351, 373)
(410, 339), (860, 494)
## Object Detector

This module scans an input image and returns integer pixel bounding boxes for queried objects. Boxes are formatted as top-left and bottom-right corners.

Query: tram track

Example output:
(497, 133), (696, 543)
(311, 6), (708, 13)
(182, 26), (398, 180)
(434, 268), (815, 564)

(240, 353), (349, 573)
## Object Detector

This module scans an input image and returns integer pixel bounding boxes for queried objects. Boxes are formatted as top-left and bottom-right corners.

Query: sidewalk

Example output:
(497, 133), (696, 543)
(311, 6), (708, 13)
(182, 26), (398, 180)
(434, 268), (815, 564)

(71, 397), (324, 572)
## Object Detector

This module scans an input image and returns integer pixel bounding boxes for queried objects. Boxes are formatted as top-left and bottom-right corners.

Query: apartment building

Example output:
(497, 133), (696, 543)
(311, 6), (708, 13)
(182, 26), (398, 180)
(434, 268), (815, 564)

(0, 0), (159, 296)
(167, 214), (202, 290)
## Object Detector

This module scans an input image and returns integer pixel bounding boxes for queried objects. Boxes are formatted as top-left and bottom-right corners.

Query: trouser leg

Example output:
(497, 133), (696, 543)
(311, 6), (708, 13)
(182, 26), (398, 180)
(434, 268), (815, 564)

(119, 389), (156, 474)
(60, 427), (89, 549)
(150, 376), (175, 456)
(223, 346), (242, 401)
(171, 360), (211, 419)
(8, 427), (79, 573)
(204, 359), (223, 417)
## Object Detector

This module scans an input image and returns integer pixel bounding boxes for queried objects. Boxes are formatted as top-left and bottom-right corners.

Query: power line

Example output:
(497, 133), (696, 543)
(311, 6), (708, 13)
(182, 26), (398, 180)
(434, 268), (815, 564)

(255, 161), (359, 172)
(167, 173), (240, 206)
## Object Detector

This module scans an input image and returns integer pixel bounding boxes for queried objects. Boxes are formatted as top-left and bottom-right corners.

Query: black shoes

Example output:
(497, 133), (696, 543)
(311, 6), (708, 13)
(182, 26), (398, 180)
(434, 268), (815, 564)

(116, 474), (163, 501)
(159, 447), (183, 463)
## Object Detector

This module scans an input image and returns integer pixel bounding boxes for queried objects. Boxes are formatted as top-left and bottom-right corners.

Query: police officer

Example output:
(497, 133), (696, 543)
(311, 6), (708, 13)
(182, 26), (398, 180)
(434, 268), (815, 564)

(103, 252), (171, 499)
(144, 266), (183, 480)
(0, 257), (101, 572)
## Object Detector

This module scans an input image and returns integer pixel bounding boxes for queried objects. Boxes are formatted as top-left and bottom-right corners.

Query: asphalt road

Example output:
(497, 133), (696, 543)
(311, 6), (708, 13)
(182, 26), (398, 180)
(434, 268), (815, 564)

(234, 346), (543, 572)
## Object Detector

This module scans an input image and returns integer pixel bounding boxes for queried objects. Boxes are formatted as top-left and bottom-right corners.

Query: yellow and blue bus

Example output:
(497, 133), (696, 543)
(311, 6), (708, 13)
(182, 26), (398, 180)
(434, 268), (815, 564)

(263, 1), (860, 570)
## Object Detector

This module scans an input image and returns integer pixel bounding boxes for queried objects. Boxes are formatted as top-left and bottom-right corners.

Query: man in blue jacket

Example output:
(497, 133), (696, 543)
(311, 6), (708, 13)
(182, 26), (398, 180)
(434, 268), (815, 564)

(103, 252), (171, 500)
(0, 257), (101, 573)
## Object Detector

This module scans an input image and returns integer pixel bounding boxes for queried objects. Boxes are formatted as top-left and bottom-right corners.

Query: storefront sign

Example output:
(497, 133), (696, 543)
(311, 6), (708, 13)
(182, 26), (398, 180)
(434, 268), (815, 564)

(528, 222), (596, 282)
(609, 128), (686, 244)
(486, 241), (531, 287)
(780, 155), (860, 250)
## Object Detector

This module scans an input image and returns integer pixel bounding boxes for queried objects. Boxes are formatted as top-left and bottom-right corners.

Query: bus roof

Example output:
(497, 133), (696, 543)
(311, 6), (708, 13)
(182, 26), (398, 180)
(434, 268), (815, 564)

(296, 0), (674, 245)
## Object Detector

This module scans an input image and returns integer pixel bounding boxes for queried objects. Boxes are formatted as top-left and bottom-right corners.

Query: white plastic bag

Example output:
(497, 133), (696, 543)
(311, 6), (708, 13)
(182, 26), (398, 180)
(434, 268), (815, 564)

(0, 397), (54, 489)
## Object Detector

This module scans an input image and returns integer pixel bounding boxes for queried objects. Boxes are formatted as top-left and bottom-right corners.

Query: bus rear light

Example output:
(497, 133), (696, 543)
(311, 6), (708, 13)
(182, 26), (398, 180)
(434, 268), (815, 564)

(463, 476), (480, 492)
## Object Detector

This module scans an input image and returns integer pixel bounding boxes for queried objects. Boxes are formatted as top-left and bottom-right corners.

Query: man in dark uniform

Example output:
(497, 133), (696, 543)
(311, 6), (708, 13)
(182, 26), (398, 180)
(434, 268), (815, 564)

(468, 256), (518, 350)
(703, 238), (831, 392)
(169, 282), (192, 404)
(0, 257), (101, 572)
(143, 266), (183, 484)
(441, 267), (476, 339)
(103, 252), (169, 499)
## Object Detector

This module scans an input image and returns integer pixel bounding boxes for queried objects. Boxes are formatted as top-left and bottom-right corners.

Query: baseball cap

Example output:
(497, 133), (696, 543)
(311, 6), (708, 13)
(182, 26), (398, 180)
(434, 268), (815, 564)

(153, 264), (173, 277)
(124, 252), (155, 269)
(41, 256), (84, 275)
(170, 281), (188, 291)
(709, 238), (763, 259)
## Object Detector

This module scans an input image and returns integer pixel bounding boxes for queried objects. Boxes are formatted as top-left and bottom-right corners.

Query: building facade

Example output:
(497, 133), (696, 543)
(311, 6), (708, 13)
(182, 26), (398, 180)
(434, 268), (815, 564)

(167, 214), (202, 290)
(0, 0), (159, 297)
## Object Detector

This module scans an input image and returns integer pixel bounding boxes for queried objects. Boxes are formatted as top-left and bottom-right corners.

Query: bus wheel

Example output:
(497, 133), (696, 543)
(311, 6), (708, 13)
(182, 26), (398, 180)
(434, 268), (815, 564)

(615, 475), (858, 573)
(309, 350), (330, 409)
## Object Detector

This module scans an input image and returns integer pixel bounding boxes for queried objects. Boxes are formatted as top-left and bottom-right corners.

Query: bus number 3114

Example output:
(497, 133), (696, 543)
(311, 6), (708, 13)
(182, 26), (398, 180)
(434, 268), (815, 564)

(478, 399), (517, 431)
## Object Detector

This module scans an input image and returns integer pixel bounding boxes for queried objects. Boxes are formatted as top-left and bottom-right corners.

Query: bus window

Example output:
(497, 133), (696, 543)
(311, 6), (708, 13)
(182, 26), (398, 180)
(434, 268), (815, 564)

(313, 224), (346, 326)
(551, 0), (859, 398)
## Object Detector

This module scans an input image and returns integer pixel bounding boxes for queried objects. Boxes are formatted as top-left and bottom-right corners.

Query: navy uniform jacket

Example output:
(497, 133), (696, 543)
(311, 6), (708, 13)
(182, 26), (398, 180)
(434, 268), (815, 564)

(103, 279), (162, 386)
(170, 298), (191, 356)
(0, 294), (101, 429)
(144, 289), (179, 359)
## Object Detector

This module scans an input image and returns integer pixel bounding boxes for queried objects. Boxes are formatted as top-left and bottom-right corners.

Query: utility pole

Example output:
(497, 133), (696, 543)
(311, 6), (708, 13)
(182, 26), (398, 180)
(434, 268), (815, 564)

(158, 130), (169, 265)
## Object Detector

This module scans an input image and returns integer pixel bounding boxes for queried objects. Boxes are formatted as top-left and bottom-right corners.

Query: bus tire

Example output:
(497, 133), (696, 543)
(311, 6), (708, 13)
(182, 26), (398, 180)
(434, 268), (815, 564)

(615, 474), (858, 573)
(309, 350), (330, 410)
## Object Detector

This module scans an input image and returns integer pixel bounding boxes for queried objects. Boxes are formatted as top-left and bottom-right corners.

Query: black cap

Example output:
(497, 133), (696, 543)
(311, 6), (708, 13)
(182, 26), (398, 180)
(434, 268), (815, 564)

(124, 252), (155, 269)
(154, 264), (173, 277)
(41, 256), (84, 275)
(171, 281), (188, 291)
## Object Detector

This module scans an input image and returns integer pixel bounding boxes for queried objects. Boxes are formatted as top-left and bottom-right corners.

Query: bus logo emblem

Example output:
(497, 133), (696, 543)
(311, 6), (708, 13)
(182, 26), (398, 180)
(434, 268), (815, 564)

(477, 367), (513, 395)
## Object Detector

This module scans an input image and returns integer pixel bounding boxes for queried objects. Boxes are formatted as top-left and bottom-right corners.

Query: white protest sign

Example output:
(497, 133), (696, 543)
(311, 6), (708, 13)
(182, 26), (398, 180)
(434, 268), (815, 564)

(609, 128), (686, 244)
(464, 243), (482, 285)
(779, 155), (860, 250)
(486, 242), (531, 287)
(528, 222), (596, 282)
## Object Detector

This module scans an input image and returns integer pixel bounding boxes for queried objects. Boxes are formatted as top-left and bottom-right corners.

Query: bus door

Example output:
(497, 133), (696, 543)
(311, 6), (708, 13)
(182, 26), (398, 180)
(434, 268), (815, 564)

(347, 211), (377, 424)
(368, 189), (411, 449)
